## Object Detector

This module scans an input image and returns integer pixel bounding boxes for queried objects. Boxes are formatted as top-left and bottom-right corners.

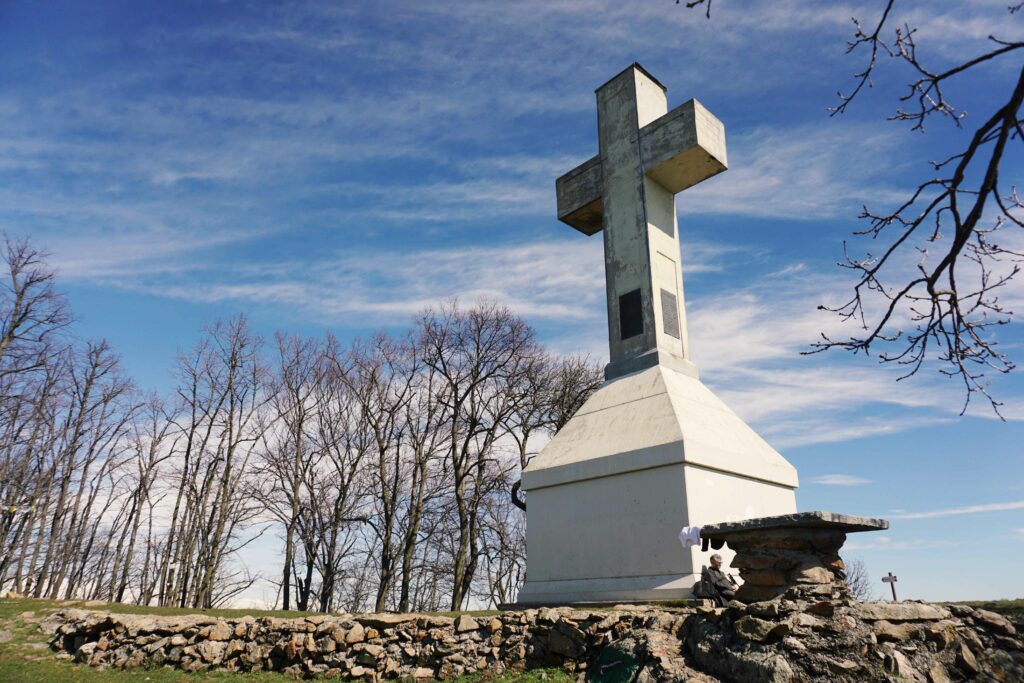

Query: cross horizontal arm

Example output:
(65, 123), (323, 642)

(555, 155), (603, 235)
(555, 98), (728, 236)
(641, 99), (727, 195)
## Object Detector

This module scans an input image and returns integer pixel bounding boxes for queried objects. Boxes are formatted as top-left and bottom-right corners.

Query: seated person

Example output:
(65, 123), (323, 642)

(698, 553), (739, 606)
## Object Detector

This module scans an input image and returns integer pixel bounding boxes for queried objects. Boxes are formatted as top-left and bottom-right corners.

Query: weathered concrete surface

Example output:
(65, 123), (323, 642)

(594, 64), (694, 377)
(556, 63), (723, 380)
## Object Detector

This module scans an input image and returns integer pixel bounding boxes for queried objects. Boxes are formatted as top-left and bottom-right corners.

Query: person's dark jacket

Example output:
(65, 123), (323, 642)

(703, 565), (736, 591)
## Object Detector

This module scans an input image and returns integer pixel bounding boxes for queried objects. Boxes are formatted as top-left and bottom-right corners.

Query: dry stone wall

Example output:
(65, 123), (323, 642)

(46, 596), (1024, 682)
(724, 528), (850, 604)
(46, 605), (701, 680)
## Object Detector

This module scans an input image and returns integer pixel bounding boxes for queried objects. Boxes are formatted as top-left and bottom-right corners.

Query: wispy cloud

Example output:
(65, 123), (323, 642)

(684, 264), (989, 443)
(150, 240), (607, 321)
(45, 227), (262, 280)
(900, 1), (1023, 62)
(892, 500), (1024, 520)
(34, 212), (1014, 449)
(844, 535), (956, 552)
(809, 474), (872, 486)
(683, 124), (907, 220)
(4, 0), (1017, 456)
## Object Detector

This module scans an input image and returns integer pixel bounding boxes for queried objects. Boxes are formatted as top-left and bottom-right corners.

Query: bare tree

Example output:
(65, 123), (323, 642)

(0, 236), (607, 609)
(418, 301), (540, 610)
(35, 341), (138, 600)
(546, 354), (604, 432)
(106, 397), (176, 602)
(0, 237), (73, 595)
(475, 478), (527, 608)
(157, 317), (269, 609)
(255, 333), (328, 610)
(311, 339), (372, 613)
(685, 1), (1024, 413)
(0, 235), (70, 381)
(845, 557), (874, 601)
(394, 338), (449, 612)
(508, 353), (603, 511)
(339, 333), (418, 613)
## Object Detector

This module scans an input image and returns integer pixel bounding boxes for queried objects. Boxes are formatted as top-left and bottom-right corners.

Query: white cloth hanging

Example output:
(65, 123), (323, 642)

(678, 525), (702, 549)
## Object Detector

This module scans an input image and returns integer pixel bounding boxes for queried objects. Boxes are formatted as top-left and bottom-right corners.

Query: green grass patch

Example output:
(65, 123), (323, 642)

(0, 599), (269, 681)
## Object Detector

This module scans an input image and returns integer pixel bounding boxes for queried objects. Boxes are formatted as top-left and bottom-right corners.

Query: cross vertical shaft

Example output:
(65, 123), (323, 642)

(597, 67), (692, 379)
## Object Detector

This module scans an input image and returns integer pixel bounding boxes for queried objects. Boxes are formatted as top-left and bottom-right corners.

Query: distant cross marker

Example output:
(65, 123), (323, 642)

(556, 63), (728, 380)
(882, 572), (899, 601)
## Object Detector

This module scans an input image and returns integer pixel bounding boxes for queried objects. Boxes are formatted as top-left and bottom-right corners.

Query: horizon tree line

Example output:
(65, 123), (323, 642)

(0, 236), (602, 612)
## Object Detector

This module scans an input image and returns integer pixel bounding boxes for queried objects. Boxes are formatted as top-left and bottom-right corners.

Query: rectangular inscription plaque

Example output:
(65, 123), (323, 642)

(661, 288), (680, 339)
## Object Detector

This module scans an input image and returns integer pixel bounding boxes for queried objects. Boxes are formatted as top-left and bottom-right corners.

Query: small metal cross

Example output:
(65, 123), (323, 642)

(882, 572), (899, 602)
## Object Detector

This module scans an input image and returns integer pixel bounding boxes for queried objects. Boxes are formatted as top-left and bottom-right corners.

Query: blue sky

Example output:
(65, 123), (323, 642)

(1, 0), (1022, 602)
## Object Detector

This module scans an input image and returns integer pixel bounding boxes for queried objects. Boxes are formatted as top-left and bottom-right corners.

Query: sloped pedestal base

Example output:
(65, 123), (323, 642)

(518, 363), (799, 606)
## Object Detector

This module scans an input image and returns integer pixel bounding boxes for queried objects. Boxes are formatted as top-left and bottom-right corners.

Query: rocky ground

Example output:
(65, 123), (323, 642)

(40, 590), (1024, 682)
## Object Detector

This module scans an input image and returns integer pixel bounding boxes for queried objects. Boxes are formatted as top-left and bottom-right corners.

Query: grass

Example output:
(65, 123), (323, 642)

(952, 598), (1024, 619)
(0, 598), (563, 682)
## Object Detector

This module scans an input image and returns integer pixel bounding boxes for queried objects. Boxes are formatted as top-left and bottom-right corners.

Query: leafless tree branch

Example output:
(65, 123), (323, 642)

(682, 1), (1024, 413)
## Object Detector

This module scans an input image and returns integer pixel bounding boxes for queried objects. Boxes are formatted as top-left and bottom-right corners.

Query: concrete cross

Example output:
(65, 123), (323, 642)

(882, 572), (899, 601)
(556, 63), (727, 380)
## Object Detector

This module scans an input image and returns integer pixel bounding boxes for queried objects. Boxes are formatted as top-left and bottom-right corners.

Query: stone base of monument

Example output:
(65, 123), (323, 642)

(700, 511), (889, 603)
(53, 585), (1024, 681)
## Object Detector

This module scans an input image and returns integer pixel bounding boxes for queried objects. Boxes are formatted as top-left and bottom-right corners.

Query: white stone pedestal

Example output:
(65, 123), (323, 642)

(517, 363), (798, 605)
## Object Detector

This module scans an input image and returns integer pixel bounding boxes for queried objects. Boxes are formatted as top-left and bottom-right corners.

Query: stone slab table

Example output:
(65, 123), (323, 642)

(700, 511), (889, 603)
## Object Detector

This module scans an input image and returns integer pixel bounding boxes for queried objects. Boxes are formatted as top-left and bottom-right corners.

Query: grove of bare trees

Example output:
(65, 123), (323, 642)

(0, 236), (602, 612)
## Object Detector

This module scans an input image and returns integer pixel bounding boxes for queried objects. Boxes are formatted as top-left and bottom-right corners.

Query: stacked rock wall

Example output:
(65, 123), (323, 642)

(723, 528), (849, 604)
(47, 598), (1023, 682)
(46, 605), (700, 680)
(686, 598), (1023, 682)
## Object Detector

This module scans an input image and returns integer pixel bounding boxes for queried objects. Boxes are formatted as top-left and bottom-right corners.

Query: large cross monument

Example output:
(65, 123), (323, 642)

(517, 64), (799, 605)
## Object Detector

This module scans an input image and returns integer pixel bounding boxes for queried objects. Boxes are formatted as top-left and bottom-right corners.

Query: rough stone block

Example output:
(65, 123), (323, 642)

(735, 584), (787, 603)
(873, 620), (918, 643)
(345, 623), (365, 644)
(855, 602), (951, 622)
(547, 620), (586, 658)
(791, 564), (834, 585)
(454, 615), (478, 634)
(973, 608), (1016, 636)
(734, 616), (786, 642)
(208, 621), (232, 641)
(741, 569), (788, 586)
(927, 661), (953, 683)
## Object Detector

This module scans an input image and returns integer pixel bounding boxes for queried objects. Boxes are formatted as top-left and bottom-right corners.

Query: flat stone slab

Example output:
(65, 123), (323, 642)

(701, 511), (889, 536)
(855, 602), (951, 622)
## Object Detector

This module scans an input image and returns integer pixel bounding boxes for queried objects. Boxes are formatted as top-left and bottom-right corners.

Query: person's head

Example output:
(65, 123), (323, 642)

(710, 554), (723, 569)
